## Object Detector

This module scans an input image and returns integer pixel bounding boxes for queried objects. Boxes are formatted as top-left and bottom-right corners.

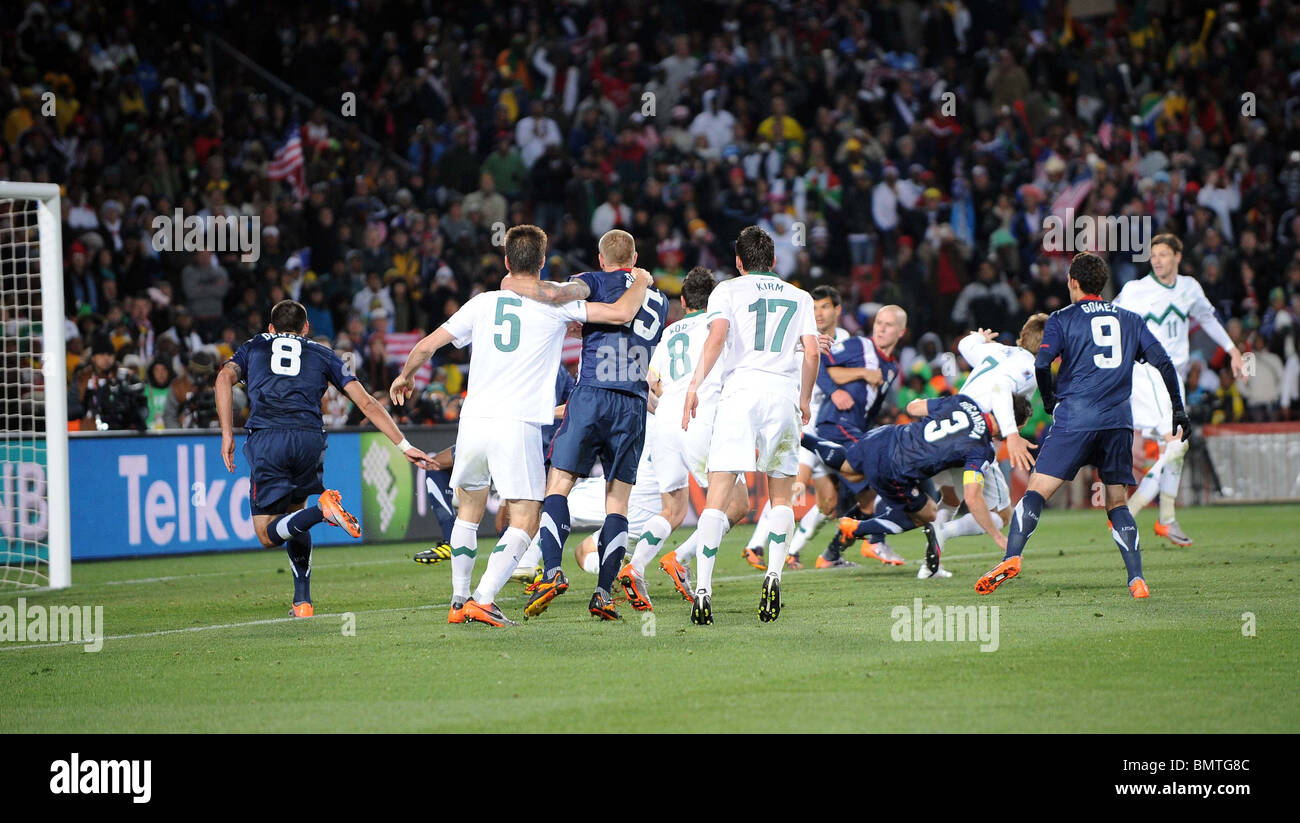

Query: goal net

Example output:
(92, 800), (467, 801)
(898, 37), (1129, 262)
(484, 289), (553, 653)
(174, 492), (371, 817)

(0, 182), (70, 589)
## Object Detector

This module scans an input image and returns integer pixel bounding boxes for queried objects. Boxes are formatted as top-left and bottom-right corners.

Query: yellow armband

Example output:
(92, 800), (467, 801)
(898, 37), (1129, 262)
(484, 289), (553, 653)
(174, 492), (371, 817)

(963, 470), (984, 486)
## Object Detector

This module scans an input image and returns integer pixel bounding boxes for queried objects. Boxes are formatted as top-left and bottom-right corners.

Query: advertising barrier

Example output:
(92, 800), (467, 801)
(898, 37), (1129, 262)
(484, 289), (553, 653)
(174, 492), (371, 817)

(67, 431), (361, 559)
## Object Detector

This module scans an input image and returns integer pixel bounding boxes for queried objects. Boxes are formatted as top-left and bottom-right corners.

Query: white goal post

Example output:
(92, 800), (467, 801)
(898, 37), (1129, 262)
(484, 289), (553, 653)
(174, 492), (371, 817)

(0, 181), (70, 589)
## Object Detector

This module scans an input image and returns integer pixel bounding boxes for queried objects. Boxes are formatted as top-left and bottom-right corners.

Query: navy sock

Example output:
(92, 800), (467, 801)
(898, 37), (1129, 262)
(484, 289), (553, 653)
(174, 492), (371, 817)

(267, 507), (326, 547)
(1107, 505), (1143, 583)
(595, 513), (629, 594)
(851, 502), (914, 539)
(1005, 490), (1044, 559)
(801, 434), (847, 470)
(287, 531), (312, 604)
(539, 494), (571, 575)
(425, 469), (457, 543)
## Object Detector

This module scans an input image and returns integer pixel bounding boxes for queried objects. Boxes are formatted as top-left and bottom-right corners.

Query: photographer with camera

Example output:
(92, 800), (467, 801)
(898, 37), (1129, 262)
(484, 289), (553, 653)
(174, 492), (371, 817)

(73, 334), (149, 431)
(165, 349), (245, 429)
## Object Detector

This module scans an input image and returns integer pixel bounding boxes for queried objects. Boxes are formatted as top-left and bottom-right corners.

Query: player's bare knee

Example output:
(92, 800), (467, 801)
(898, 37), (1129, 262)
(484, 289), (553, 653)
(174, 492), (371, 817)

(1104, 484), (1128, 509)
(508, 500), (542, 535)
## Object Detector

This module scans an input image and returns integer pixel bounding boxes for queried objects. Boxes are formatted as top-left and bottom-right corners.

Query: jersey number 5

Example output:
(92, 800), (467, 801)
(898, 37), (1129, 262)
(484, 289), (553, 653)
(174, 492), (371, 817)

(633, 290), (666, 341)
(1090, 316), (1121, 369)
(495, 296), (522, 352)
(270, 338), (302, 376)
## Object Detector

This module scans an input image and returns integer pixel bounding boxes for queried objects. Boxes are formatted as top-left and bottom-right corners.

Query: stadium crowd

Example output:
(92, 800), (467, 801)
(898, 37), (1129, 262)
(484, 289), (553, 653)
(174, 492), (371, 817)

(3, 0), (1300, 432)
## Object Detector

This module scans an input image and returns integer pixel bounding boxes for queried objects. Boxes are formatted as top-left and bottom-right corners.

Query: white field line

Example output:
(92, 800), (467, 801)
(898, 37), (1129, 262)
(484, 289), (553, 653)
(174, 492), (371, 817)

(0, 551), (1020, 652)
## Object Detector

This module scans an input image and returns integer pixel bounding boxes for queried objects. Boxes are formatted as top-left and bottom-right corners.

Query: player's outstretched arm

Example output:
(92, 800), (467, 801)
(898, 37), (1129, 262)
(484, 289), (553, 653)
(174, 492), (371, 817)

(1139, 330), (1191, 441)
(905, 397), (933, 418)
(345, 381), (434, 468)
(390, 327), (454, 406)
(216, 362), (241, 473)
(683, 318), (729, 430)
(583, 267), (652, 324)
(1190, 287), (1247, 380)
(799, 333), (820, 425)
(501, 273), (592, 305)
(963, 472), (1008, 551)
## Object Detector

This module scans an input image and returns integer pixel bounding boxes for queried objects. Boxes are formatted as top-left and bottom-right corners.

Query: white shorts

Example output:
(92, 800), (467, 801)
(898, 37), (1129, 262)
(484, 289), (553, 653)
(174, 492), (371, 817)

(1130, 363), (1185, 438)
(450, 417), (545, 501)
(652, 409), (712, 492)
(707, 390), (801, 477)
(943, 463), (1011, 512)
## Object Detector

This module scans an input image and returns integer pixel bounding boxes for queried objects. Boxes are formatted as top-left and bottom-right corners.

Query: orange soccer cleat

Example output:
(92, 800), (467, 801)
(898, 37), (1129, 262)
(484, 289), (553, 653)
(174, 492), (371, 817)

(1129, 578), (1151, 599)
(318, 489), (361, 538)
(289, 602), (314, 618)
(975, 556), (1022, 595)
(659, 552), (694, 602)
(618, 564), (653, 612)
(463, 599), (519, 627)
(741, 547), (767, 571)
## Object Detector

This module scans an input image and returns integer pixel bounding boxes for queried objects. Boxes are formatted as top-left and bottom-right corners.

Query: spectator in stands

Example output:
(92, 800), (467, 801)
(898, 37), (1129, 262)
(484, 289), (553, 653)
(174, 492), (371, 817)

(181, 251), (230, 338)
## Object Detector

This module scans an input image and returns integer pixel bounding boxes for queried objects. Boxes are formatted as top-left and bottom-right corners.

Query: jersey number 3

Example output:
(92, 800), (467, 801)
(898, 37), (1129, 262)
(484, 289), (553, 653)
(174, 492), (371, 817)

(271, 338), (302, 376)
(924, 411), (970, 442)
(1090, 316), (1121, 369)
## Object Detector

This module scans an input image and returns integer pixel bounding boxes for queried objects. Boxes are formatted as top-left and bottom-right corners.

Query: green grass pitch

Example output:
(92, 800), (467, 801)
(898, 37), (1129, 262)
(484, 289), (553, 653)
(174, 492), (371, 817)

(2, 505), (1297, 733)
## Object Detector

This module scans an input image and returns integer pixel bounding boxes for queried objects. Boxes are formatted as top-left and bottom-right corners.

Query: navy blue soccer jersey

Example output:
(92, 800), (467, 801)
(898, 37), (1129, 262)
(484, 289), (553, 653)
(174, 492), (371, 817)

(230, 332), (356, 431)
(815, 337), (901, 431)
(572, 269), (668, 398)
(889, 394), (996, 480)
(1037, 297), (1166, 432)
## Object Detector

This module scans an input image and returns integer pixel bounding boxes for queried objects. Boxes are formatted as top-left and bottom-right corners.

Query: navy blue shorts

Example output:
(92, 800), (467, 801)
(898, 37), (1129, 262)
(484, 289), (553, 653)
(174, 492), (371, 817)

(852, 428), (933, 513)
(547, 385), (646, 485)
(816, 421), (870, 495)
(244, 428), (327, 515)
(1033, 425), (1134, 486)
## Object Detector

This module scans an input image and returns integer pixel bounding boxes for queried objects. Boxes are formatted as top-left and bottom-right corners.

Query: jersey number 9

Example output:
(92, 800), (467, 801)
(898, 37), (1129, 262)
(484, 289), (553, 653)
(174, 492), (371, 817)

(1090, 316), (1121, 369)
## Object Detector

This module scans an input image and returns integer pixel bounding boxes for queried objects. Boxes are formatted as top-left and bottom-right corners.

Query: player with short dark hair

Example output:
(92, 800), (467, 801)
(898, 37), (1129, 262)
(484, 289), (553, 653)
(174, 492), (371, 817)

(217, 299), (432, 617)
(974, 253), (1189, 599)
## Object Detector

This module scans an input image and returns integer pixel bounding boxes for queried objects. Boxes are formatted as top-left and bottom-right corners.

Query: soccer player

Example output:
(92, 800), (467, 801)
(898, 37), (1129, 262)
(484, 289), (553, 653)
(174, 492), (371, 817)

(500, 229), (670, 621)
(617, 266), (748, 611)
(975, 252), (1189, 599)
(680, 225), (820, 625)
(926, 315), (1047, 575)
(740, 285), (851, 571)
(802, 390), (1029, 576)
(1113, 234), (1246, 545)
(414, 364), (575, 568)
(813, 303), (906, 568)
(216, 299), (433, 617)
(389, 225), (652, 626)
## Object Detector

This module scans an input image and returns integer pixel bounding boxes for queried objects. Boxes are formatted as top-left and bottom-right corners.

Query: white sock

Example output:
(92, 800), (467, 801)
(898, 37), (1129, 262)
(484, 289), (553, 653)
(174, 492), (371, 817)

(472, 527), (531, 605)
(746, 501), (772, 549)
(790, 506), (825, 556)
(933, 503), (958, 530)
(765, 505), (795, 580)
(582, 550), (599, 574)
(630, 515), (672, 575)
(514, 537), (542, 574)
(675, 532), (699, 562)
(449, 518), (479, 601)
(1129, 464), (1162, 511)
(1158, 440), (1186, 522)
(694, 508), (729, 595)
(940, 510), (1004, 541)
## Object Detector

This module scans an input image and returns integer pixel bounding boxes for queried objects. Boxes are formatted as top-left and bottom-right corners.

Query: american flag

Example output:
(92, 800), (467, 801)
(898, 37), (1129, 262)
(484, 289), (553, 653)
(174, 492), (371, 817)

(267, 123), (307, 200)
(383, 330), (433, 390)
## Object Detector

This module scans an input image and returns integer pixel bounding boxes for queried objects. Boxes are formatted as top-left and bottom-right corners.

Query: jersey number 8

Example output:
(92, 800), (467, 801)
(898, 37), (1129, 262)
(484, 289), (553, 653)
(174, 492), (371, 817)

(271, 338), (302, 376)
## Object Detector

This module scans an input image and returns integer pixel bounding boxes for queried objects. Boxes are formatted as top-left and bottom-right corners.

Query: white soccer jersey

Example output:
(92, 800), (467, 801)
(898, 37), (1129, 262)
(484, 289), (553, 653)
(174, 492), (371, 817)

(1113, 273), (1234, 374)
(956, 332), (1037, 437)
(704, 273), (817, 397)
(442, 290), (586, 424)
(649, 310), (723, 426)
